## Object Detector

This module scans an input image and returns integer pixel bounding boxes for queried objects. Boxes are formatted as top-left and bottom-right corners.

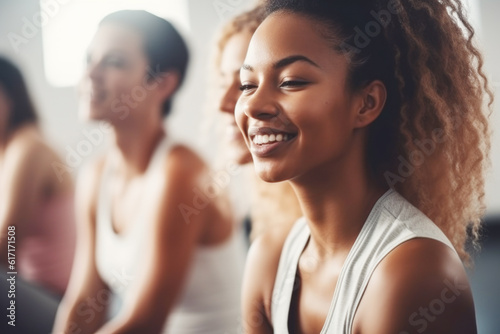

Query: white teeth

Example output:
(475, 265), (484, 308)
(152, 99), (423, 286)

(252, 133), (293, 145)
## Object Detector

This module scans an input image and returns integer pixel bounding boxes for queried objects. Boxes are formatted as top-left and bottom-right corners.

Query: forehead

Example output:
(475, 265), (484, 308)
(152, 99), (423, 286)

(220, 31), (253, 72)
(245, 11), (338, 69)
(89, 23), (145, 57)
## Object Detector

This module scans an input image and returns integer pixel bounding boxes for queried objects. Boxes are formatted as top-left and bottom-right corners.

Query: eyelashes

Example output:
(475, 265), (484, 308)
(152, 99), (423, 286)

(280, 80), (308, 88)
(239, 80), (309, 92)
(239, 84), (256, 92)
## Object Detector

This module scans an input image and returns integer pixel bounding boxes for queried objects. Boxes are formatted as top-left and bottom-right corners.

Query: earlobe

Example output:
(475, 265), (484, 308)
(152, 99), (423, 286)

(355, 80), (387, 128)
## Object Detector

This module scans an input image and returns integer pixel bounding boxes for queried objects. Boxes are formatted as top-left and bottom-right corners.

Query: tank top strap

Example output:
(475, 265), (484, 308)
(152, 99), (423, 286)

(271, 217), (310, 331)
(144, 134), (173, 175)
(96, 134), (173, 236)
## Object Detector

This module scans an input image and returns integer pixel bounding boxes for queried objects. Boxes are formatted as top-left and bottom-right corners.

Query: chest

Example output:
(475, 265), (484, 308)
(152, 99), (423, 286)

(287, 254), (343, 334)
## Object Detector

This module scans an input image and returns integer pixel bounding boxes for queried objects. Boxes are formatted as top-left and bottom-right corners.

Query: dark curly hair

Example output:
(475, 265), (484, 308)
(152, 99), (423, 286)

(265, 0), (493, 262)
(100, 10), (189, 118)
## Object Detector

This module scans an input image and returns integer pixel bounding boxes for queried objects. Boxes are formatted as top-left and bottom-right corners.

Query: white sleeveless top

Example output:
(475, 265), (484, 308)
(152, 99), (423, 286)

(95, 136), (246, 333)
(271, 189), (457, 333)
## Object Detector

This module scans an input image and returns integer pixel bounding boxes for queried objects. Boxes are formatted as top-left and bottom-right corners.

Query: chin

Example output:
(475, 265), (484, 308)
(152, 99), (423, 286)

(254, 163), (289, 183)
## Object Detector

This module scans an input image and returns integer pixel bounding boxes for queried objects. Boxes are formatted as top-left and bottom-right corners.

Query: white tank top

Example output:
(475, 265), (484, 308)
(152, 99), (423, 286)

(95, 136), (246, 333)
(271, 189), (457, 333)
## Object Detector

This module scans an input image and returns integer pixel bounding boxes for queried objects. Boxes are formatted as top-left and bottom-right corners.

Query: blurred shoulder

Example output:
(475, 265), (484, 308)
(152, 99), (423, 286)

(163, 143), (208, 182)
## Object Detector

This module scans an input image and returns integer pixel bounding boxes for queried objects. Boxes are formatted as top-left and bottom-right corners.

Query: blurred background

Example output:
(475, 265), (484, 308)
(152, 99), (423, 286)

(0, 0), (498, 333)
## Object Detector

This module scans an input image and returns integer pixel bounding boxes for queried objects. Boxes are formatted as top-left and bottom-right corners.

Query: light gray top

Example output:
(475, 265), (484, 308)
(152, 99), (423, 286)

(271, 189), (456, 333)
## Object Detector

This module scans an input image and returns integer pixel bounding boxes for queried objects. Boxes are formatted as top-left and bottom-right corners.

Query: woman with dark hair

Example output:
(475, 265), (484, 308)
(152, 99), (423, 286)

(238, 0), (492, 333)
(0, 56), (76, 297)
(0, 57), (76, 333)
(54, 10), (243, 334)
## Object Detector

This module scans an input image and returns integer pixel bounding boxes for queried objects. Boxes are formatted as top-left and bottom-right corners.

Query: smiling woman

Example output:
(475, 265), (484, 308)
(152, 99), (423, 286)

(237, 1), (492, 334)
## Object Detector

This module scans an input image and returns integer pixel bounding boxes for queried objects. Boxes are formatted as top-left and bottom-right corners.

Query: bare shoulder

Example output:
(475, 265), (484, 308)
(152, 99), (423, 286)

(243, 223), (296, 325)
(75, 155), (107, 218)
(164, 144), (206, 177)
(5, 126), (53, 166)
(355, 238), (476, 334)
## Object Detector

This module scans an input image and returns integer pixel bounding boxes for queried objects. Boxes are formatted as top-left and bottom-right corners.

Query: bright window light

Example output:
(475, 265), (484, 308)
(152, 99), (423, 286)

(41, 0), (190, 87)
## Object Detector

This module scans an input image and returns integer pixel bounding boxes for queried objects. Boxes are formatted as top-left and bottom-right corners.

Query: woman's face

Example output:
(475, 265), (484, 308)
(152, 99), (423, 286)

(235, 12), (363, 182)
(80, 23), (159, 122)
(218, 31), (254, 165)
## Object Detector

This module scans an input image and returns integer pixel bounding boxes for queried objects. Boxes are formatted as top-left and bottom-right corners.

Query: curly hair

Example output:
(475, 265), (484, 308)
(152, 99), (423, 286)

(212, 5), (267, 71)
(266, 0), (493, 262)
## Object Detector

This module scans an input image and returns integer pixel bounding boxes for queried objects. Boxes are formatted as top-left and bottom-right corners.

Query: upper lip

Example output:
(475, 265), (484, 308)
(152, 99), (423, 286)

(248, 126), (297, 139)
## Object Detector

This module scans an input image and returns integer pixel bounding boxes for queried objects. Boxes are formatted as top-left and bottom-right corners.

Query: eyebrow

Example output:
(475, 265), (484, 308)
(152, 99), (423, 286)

(241, 55), (320, 72)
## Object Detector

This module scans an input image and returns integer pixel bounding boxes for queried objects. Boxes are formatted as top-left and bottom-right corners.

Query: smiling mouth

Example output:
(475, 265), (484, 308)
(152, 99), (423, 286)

(250, 132), (296, 145)
(247, 127), (298, 157)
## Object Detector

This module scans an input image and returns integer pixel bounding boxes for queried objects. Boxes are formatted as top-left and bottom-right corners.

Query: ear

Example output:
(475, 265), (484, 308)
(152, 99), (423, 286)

(353, 80), (387, 129)
(155, 71), (180, 102)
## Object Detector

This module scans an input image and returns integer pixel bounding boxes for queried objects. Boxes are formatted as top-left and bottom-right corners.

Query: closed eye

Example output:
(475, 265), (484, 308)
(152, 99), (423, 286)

(239, 84), (257, 92)
(280, 80), (309, 88)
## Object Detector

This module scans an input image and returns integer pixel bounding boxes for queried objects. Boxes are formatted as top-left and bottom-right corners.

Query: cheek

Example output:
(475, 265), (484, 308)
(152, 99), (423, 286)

(107, 68), (146, 94)
(289, 98), (354, 151)
(234, 98), (247, 131)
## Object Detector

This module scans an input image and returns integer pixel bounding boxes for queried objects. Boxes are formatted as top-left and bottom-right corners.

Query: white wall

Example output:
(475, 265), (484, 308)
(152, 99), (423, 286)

(0, 0), (498, 215)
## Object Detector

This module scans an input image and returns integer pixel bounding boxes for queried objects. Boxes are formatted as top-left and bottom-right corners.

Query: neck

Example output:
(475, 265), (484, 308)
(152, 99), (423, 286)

(290, 145), (387, 258)
(110, 114), (165, 178)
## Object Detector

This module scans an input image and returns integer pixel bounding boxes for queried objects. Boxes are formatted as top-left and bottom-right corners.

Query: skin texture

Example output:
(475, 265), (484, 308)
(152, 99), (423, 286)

(237, 12), (476, 334)
(53, 23), (234, 334)
(218, 31), (254, 165)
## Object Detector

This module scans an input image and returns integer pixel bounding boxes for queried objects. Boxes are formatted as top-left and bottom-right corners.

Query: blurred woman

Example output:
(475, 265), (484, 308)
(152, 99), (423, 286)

(54, 10), (243, 334)
(0, 57), (76, 333)
(0, 56), (76, 297)
(213, 4), (302, 243)
(238, 0), (492, 333)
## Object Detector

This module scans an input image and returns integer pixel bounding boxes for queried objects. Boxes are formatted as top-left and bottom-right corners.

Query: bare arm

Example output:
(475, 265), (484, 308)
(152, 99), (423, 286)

(0, 139), (48, 264)
(53, 159), (109, 334)
(355, 238), (477, 334)
(93, 146), (208, 334)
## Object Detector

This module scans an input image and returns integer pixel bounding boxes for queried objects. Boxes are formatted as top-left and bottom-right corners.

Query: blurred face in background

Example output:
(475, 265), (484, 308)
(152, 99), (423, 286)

(218, 30), (254, 165)
(80, 23), (161, 124)
(0, 85), (11, 138)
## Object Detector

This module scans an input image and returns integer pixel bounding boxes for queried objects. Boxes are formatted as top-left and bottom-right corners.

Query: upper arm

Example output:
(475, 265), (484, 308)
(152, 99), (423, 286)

(356, 238), (476, 334)
(53, 158), (109, 333)
(242, 226), (292, 334)
(0, 139), (46, 237)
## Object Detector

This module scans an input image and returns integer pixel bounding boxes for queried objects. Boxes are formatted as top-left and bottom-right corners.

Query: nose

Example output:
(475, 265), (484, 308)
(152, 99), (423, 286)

(86, 61), (103, 82)
(240, 86), (279, 121)
(219, 82), (240, 115)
